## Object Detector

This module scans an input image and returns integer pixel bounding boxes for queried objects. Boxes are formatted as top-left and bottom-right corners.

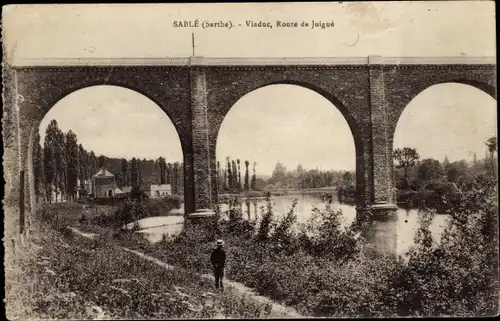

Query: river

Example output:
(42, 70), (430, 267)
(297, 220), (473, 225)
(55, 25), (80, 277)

(132, 194), (450, 256)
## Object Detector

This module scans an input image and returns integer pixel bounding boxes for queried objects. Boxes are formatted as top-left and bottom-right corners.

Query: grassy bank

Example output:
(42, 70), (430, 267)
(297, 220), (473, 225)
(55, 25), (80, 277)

(5, 212), (276, 319)
(28, 176), (499, 317)
(118, 182), (499, 317)
(39, 195), (182, 233)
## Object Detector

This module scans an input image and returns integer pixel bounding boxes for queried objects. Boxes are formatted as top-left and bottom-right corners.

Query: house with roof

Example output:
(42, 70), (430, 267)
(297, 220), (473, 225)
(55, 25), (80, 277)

(91, 168), (117, 198)
(150, 184), (172, 198)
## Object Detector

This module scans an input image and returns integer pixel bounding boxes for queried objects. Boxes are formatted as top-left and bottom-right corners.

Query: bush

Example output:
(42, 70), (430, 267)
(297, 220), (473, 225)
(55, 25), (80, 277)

(271, 198), (298, 251)
(297, 202), (362, 262)
(256, 193), (275, 241)
(386, 176), (499, 316)
(83, 178), (498, 317)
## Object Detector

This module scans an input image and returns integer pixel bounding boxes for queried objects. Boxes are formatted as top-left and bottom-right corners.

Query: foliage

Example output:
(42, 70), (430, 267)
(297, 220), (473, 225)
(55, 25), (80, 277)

(256, 193), (276, 241)
(244, 160), (250, 190)
(297, 200), (362, 262)
(271, 198), (298, 250)
(387, 176), (498, 317)
(251, 162), (257, 190)
(418, 158), (445, 182)
(395, 143), (496, 211)
(38, 169), (498, 318)
(394, 147), (420, 177)
(65, 130), (79, 200)
(156, 157), (167, 185)
(7, 218), (273, 319)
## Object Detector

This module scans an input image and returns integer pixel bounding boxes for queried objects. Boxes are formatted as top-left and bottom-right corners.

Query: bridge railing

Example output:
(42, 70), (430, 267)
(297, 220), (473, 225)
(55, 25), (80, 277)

(10, 56), (496, 67)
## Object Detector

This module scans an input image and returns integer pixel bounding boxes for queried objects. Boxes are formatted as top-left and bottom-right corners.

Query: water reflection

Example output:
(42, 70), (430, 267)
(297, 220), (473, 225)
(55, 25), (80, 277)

(126, 216), (185, 243)
(128, 194), (450, 256)
(219, 194), (449, 256)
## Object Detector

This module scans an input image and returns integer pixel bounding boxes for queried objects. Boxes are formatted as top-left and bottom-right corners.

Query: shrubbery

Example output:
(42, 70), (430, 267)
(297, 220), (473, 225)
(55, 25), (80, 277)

(45, 174), (497, 317)
(141, 175), (498, 317)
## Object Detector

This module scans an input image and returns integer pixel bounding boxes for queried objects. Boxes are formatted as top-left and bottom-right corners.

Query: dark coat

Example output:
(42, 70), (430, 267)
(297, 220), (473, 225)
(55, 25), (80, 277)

(210, 248), (226, 268)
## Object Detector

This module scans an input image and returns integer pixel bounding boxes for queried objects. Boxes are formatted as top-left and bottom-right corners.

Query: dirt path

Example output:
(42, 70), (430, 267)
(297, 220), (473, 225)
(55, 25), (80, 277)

(68, 226), (302, 318)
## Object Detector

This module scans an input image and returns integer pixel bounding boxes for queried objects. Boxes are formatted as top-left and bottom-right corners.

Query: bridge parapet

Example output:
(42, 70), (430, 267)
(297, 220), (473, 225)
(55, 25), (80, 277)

(11, 56), (496, 67)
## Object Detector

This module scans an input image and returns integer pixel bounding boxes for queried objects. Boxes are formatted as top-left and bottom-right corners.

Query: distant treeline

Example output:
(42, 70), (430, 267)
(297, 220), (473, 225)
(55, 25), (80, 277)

(217, 158), (355, 193)
(393, 139), (497, 212)
(33, 120), (184, 203)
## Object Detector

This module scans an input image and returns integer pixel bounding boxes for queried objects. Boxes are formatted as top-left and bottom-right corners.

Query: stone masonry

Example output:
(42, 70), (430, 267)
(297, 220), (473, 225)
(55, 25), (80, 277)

(4, 56), (496, 230)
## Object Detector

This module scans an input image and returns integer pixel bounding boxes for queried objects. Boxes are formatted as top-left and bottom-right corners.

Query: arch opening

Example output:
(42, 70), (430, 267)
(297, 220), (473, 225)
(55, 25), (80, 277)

(392, 82), (497, 253)
(30, 85), (186, 216)
(215, 84), (358, 225)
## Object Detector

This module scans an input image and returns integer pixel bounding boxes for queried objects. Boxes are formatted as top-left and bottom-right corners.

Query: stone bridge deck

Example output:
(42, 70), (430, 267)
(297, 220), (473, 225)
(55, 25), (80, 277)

(10, 56), (496, 67)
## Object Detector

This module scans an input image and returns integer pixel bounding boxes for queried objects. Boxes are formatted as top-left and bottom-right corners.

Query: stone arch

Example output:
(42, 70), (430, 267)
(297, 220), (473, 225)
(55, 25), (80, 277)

(387, 73), (496, 143)
(36, 84), (187, 155)
(25, 83), (187, 216)
(212, 80), (363, 154)
(209, 80), (364, 207)
(390, 80), (497, 198)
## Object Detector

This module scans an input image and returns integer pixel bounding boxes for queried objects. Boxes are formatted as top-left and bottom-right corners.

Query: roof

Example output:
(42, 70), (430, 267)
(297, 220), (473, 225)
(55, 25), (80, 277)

(114, 187), (123, 194)
(150, 184), (171, 191)
(121, 186), (132, 193)
(93, 168), (114, 178)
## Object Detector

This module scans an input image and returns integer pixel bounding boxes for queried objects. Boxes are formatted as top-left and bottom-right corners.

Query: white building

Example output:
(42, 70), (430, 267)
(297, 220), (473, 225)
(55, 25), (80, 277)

(150, 184), (172, 198)
(76, 178), (92, 199)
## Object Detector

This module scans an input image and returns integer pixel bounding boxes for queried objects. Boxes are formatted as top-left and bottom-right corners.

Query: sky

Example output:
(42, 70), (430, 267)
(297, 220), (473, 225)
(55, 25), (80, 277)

(5, 2), (497, 175)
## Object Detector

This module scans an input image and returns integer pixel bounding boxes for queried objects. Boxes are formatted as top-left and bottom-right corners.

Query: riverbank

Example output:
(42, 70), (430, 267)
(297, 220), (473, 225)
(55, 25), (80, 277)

(4, 206), (281, 319)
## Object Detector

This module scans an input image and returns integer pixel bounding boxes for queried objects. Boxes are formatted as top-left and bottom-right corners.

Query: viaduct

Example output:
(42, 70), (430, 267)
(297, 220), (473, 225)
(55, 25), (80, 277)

(3, 56), (496, 247)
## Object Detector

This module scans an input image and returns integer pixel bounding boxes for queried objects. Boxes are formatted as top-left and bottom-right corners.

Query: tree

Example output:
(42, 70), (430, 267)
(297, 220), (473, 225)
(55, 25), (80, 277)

(65, 130), (79, 201)
(244, 160), (250, 190)
(43, 120), (66, 201)
(251, 162), (257, 190)
(394, 147), (420, 178)
(231, 160), (238, 190)
(78, 144), (87, 188)
(223, 162), (229, 191)
(167, 163), (173, 184)
(172, 162), (179, 195)
(88, 151), (98, 179)
(446, 160), (469, 183)
(55, 126), (67, 200)
(271, 162), (287, 185)
(485, 136), (497, 175)
(296, 164), (304, 177)
(343, 171), (353, 186)
(43, 138), (56, 203)
(418, 158), (445, 182)
(485, 136), (497, 156)
(130, 158), (139, 188)
(121, 158), (129, 187)
(217, 161), (222, 192)
(43, 120), (65, 202)
(156, 157), (167, 184)
(97, 155), (107, 168)
(237, 159), (242, 190)
(137, 159), (143, 188)
(32, 130), (44, 202)
(178, 162), (184, 194)
(226, 157), (232, 191)
(443, 155), (450, 169)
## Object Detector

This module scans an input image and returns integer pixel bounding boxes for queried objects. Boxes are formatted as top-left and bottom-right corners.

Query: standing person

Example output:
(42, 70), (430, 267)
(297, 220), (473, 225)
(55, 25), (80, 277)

(210, 239), (226, 291)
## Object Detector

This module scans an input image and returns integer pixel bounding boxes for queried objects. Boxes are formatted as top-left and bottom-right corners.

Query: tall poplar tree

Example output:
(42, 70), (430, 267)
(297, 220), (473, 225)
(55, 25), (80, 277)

(244, 160), (250, 190)
(65, 130), (79, 200)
